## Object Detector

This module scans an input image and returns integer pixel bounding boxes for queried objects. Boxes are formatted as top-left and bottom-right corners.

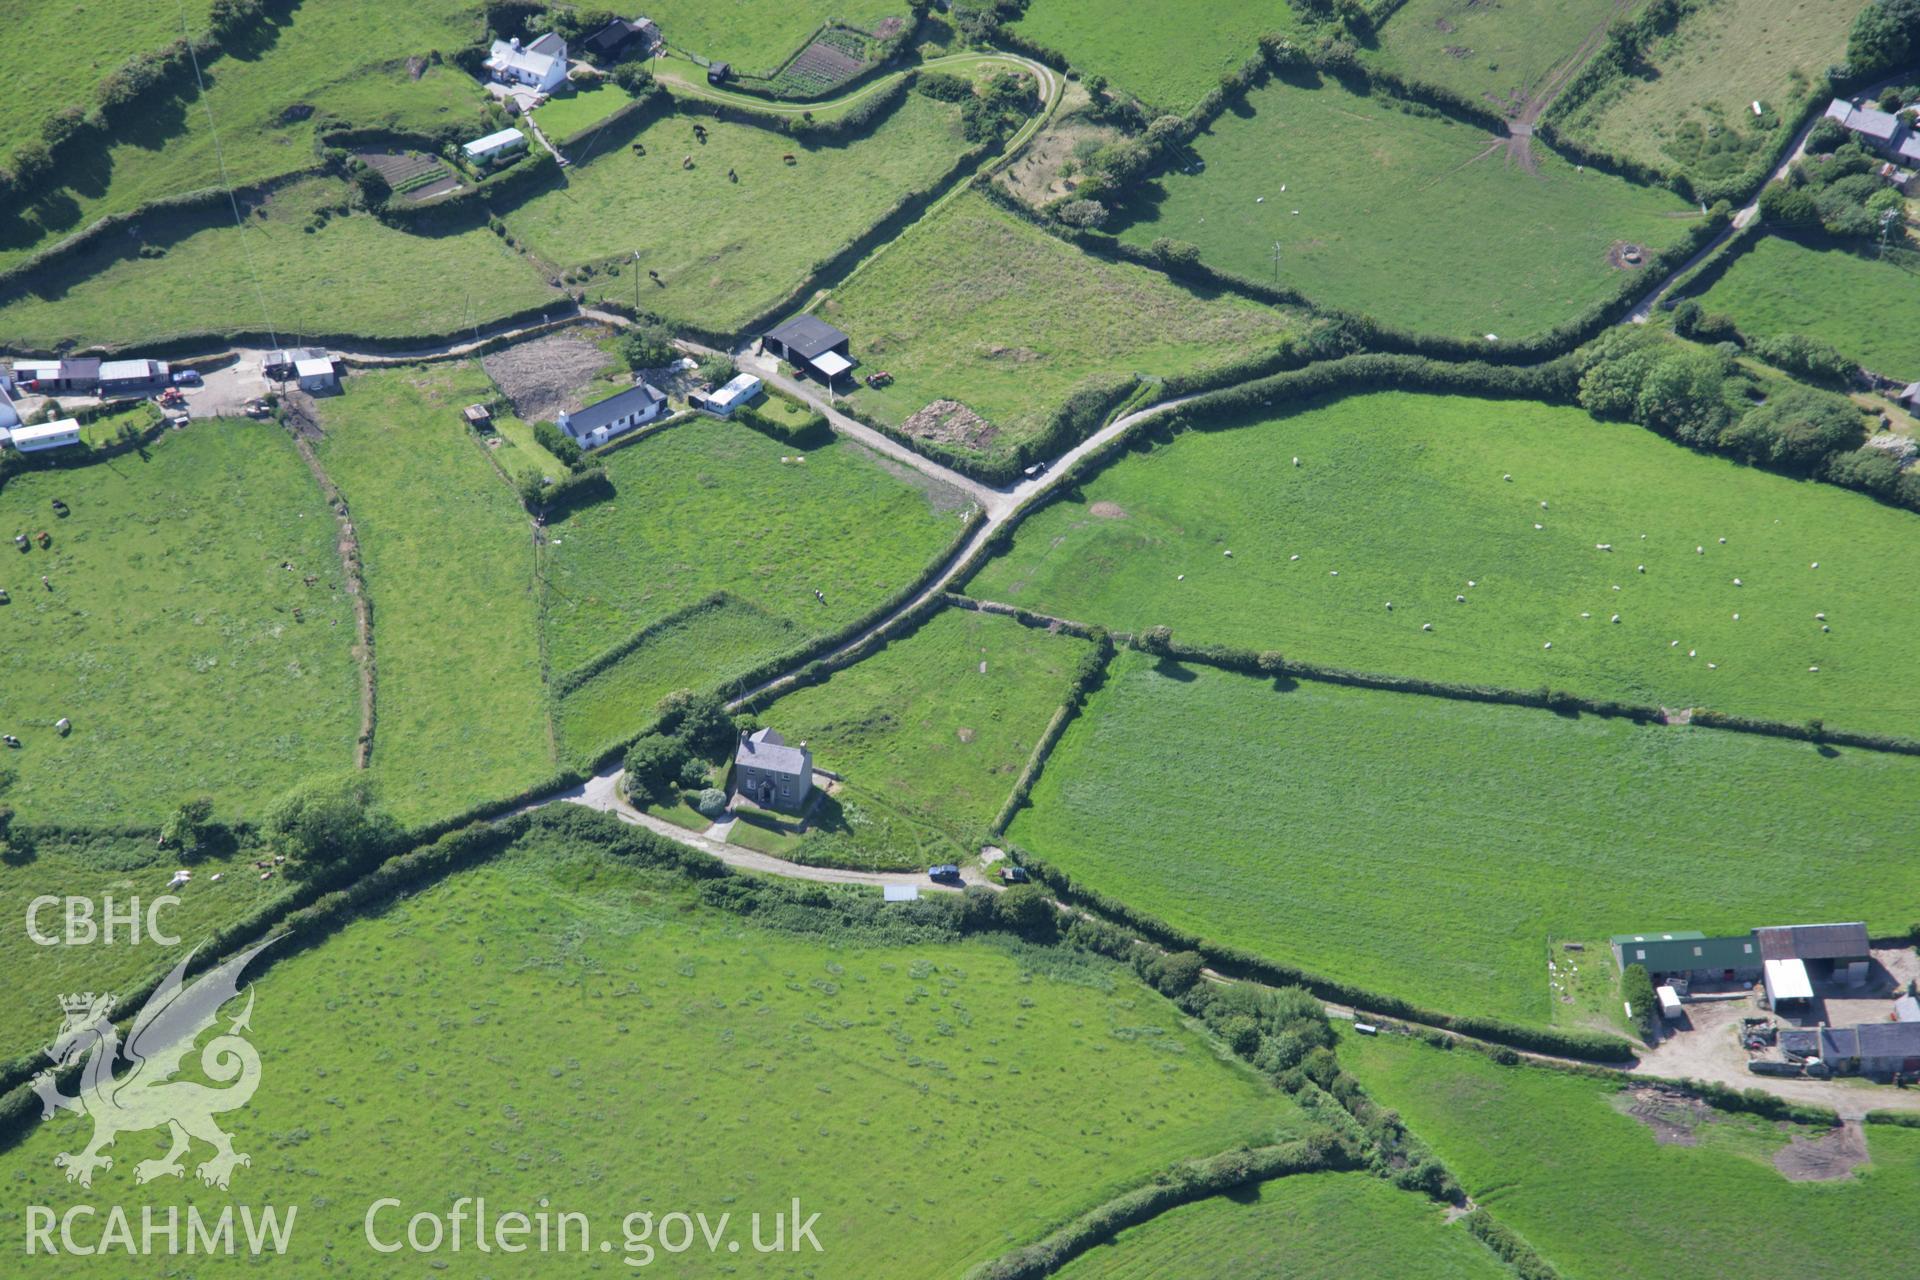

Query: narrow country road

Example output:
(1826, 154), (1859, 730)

(1628, 72), (1912, 322)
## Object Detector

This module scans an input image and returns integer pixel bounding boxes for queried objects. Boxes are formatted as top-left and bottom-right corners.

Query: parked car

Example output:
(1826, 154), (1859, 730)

(172, 369), (202, 386)
(928, 864), (962, 883)
(1000, 866), (1030, 884)
(1023, 461), (1048, 480)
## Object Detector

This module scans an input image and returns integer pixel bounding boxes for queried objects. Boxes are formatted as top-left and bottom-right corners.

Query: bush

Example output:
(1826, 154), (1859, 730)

(1848, 0), (1920, 75)
(1747, 332), (1856, 383)
(533, 418), (584, 469)
(994, 883), (1059, 939)
(611, 63), (653, 94)
(269, 775), (401, 878)
(622, 733), (690, 802)
(1824, 444), (1902, 496)
(1720, 385), (1866, 472)
(695, 787), (728, 817)
(655, 689), (736, 757)
(914, 70), (972, 102)
(620, 321), (676, 370)
(1621, 962), (1656, 1035)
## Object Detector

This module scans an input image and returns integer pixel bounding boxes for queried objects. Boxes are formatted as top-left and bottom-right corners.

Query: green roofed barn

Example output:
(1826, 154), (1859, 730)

(1610, 932), (1761, 986)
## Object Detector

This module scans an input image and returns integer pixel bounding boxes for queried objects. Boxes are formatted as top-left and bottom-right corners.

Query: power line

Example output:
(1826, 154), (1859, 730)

(178, 1), (277, 347)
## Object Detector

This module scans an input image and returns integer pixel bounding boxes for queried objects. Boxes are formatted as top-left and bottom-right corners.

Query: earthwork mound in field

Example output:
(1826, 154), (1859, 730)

(903, 399), (997, 449)
(1613, 1084), (1713, 1146)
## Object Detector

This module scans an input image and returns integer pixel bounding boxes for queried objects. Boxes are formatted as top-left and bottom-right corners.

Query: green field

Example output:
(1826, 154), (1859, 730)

(0, 7), (182, 156)
(823, 190), (1305, 465)
(1551, 0), (1863, 187)
(534, 81), (640, 142)
(1008, 653), (1920, 1023)
(1112, 79), (1698, 338)
(541, 415), (969, 676)
(1696, 237), (1920, 379)
(970, 390), (1920, 737)
(0, 423), (358, 824)
(313, 365), (555, 824)
(1341, 1031), (1920, 1280)
(1054, 1170), (1507, 1279)
(0, 1), (489, 274)
(509, 94), (972, 333)
(1369, 0), (1628, 117)
(756, 606), (1091, 864)
(0, 178), (555, 348)
(555, 597), (801, 763)
(0, 831), (287, 1067)
(1008, 0), (1301, 111)
(0, 817), (1305, 1278)
(645, 1), (902, 77)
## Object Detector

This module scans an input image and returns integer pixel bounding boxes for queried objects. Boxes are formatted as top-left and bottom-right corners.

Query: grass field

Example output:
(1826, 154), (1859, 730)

(1696, 237), (1920, 379)
(1552, 0), (1863, 186)
(0, 821), (1306, 1277)
(313, 365), (555, 824)
(644, 1), (902, 77)
(1007, 653), (1920, 1024)
(508, 93), (972, 334)
(1054, 1170), (1507, 1279)
(1341, 1031), (1920, 1280)
(0, 178), (555, 348)
(1369, 0), (1628, 117)
(1008, 0), (1303, 111)
(533, 81), (639, 141)
(1111, 79), (1698, 338)
(541, 415), (969, 676)
(756, 606), (1091, 864)
(969, 390), (1920, 737)
(0, 422), (358, 824)
(0, 8), (181, 156)
(822, 190), (1305, 466)
(555, 597), (801, 764)
(0, 1), (490, 274)
(0, 831), (289, 1068)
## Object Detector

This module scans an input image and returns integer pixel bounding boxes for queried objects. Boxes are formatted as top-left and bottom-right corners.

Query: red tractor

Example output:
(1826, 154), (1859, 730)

(864, 371), (893, 389)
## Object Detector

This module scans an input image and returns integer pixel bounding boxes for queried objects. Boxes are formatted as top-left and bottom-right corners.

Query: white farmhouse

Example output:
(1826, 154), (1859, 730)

(557, 381), (666, 447)
(485, 33), (568, 93)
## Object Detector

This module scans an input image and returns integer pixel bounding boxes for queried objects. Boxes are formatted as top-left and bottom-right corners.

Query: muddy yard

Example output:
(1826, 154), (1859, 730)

(481, 329), (620, 423)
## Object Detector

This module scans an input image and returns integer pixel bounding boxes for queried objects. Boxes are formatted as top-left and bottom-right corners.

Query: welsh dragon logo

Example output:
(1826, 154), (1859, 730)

(31, 938), (276, 1190)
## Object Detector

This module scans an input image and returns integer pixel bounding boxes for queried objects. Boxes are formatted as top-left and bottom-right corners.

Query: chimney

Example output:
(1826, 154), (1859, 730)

(510, 36), (522, 49)
(556, 410), (572, 436)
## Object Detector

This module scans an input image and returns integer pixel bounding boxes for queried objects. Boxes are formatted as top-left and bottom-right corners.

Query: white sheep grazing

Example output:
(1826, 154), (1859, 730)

(1815, 612), (1826, 620)
(1696, 546), (1704, 554)
(1385, 602), (1393, 610)
(1330, 570), (1339, 576)
(1422, 623), (1433, 632)
(1293, 456), (1301, 466)
(1719, 537), (1727, 544)
(1637, 565), (1646, 573)
(1467, 580), (1476, 587)
(1456, 594), (1466, 603)
(1671, 641), (1679, 647)
(1224, 549), (1233, 557)
(1611, 614), (1620, 623)
(1810, 665), (1820, 673)
(1811, 562), (1819, 569)
(1732, 613), (1739, 620)
(1822, 625), (1830, 633)
(1732, 578), (1742, 586)
(1503, 474), (1512, 481)
(1580, 611), (1590, 618)
(1688, 649), (1696, 658)
(1596, 543), (1611, 551)
(1544, 642), (1553, 650)
(1540, 501), (1549, 509)
(1177, 574), (1185, 581)
(1707, 663), (1717, 670)
(1290, 554), (1300, 561)
(1534, 523), (1544, 530)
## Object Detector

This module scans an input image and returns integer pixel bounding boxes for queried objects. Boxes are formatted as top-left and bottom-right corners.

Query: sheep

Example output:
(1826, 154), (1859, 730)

(1540, 501), (1549, 509)
(1534, 523), (1544, 530)
(1732, 612), (1739, 620)
(1580, 611), (1590, 618)
(1384, 602), (1393, 610)
(1810, 562), (1819, 569)
(1467, 580), (1476, 587)
(1815, 612), (1826, 620)
(1822, 625), (1830, 633)
(1292, 456), (1300, 466)
(1688, 649), (1696, 658)
(1422, 623), (1433, 632)
(1544, 642), (1553, 649)
(1176, 574), (1185, 581)
(1696, 546), (1704, 554)
(1637, 565), (1646, 573)
(1611, 614), (1620, 623)
(1671, 641), (1679, 647)
(1456, 594), (1466, 602)
(1707, 663), (1717, 670)
(1223, 549), (1233, 557)
(1596, 543), (1612, 551)
(1732, 578), (1742, 586)
(1329, 570), (1339, 576)
(1718, 537), (1727, 544)
(1290, 554), (1300, 561)
(1809, 665), (1820, 672)
(1503, 474), (1512, 481)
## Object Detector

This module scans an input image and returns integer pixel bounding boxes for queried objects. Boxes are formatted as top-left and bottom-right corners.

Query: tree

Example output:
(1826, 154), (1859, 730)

(1148, 237), (1202, 270)
(656, 689), (735, 756)
(1746, 333), (1855, 384)
(995, 883), (1057, 938)
(1755, 180), (1817, 227)
(623, 733), (691, 801)
(1139, 624), (1173, 655)
(1848, 0), (1920, 74)
(1824, 444), (1902, 496)
(619, 320), (676, 370)
(159, 796), (217, 857)
(611, 62), (653, 94)
(1054, 198), (1108, 228)
(1719, 386), (1866, 472)
(695, 787), (728, 817)
(1621, 962), (1657, 1036)
(516, 471), (545, 510)
(11, 139), (52, 186)
(270, 776), (399, 876)
(696, 353), (736, 386)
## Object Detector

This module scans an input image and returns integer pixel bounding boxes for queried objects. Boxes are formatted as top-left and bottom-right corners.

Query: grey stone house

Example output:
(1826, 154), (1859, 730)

(734, 728), (811, 813)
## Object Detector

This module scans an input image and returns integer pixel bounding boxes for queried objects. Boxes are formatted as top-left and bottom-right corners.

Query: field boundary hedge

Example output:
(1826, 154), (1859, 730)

(986, 625), (1113, 836)
(555, 590), (742, 698)
(961, 1139), (1356, 1280)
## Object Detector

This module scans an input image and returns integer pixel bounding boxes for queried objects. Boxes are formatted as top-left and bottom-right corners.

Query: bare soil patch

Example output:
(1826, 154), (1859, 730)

(902, 399), (999, 450)
(1608, 241), (1648, 270)
(1613, 1084), (1712, 1145)
(1089, 501), (1129, 519)
(482, 332), (618, 423)
(1774, 1119), (1867, 1181)
(996, 84), (1122, 206)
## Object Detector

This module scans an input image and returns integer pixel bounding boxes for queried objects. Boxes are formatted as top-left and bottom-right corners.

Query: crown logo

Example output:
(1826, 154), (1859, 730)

(60, 993), (102, 1015)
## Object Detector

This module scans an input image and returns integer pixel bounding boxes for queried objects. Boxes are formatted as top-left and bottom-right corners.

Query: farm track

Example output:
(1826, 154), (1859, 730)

(282, 415), (377, 769)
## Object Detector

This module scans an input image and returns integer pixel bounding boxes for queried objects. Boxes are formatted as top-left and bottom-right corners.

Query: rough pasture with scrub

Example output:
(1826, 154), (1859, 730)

(509, 93), (973, 335)
(0, 178), (556, 349)
(1007, 0), (1306, 111)
(1052, 1170), (1510, 1280)
(1694, 237), (1920, 379)
(0, 822), (1309, 1278)
(1551, 0), (1864, 189)
(822, 190), (1307, 468)
(1340, 1030), (1920, 1280)
(1365, 0), (1629, 118)
(0, 422), (358, 825)
(969, 390), (1920, 737)
(1111, 78), (1699, 339)
(540, 414), (970, 676)
(0, 831), (287, 1069)
(1008, 654), (1920, 1025)
(754, 606), (1093, 867)
(312, 364), (555, 826)
(640, 1), (900, 77)
(0, 0), (489, 274)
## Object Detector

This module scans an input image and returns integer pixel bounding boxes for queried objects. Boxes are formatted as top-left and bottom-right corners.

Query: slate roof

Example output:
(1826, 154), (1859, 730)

(1856, 1022), (1920, 1058)
(1847, 105), (1903, 142)
(1754, 922), (1869, 962)
(567, 382), (663, 434)
(735, 727), (809, 778)
(765, 315), (849, 360)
